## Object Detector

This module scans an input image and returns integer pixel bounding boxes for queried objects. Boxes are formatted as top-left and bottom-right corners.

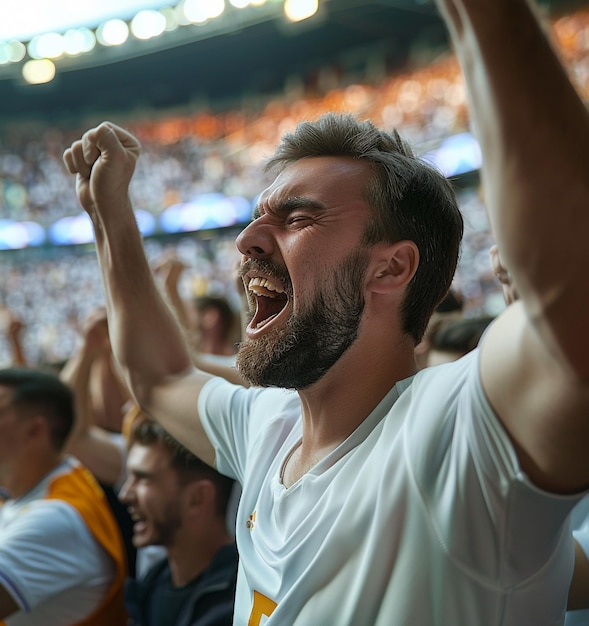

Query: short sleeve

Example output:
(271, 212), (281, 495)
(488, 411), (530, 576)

(0, 500), (112, 611)
(198, 377), (299, 483)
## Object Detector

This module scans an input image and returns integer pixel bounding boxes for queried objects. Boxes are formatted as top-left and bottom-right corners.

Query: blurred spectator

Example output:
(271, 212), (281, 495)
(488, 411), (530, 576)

(190, 296), (240, 366)
(151, 254), (245, 391)
(121, 416), (238, 626)
(3, 2), (589, 376)
(426, 315), (495, 367)
(0, 367), (127, 625)
(414, 288), (465, 369)
(60, 307), (131, 441)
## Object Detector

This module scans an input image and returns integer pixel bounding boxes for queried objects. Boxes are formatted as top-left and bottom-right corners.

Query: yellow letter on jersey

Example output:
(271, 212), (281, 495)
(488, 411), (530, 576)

(248, 590), (277, 626)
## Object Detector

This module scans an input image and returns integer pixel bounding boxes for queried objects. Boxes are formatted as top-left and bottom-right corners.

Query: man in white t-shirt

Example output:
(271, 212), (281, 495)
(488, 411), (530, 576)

(63, 1), (589, 623)
(0, 368), (127, 625)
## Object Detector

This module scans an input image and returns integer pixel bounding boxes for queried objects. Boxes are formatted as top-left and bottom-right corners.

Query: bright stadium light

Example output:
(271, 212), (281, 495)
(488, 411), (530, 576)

(63, 28), (95, 55)
(131, 10), (167, 40)
(22, 59), (56, 84)
(160, 6), (180, 31)
(284, 0), (318, 22)
(182, 0), (208, 24)
(97, 19), (130, 46)
(229, 0), (250, 7)
(0, 41), (26, 64)
(206, 0), (225, 19)
(27, 36), (43, 60)
(35, 32), (65, 59)
(182, 0), (225, 23)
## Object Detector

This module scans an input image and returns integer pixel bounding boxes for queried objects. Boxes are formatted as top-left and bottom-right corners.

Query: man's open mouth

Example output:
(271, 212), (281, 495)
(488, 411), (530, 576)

(247, 276), (289, 330)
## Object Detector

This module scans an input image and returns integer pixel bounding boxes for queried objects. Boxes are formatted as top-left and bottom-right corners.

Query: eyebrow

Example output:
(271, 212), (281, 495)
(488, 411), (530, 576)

(252, 196), (328, 220)
(129, 468), (153, 480)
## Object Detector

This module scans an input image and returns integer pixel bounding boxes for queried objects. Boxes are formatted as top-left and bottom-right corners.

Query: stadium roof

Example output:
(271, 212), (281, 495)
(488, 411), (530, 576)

(0, 0), (585, 124)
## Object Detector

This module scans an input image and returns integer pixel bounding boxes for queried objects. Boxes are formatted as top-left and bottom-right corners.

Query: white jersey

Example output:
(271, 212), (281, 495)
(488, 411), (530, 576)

(199, 350), (582, 626)
(0, 458), (115, 626)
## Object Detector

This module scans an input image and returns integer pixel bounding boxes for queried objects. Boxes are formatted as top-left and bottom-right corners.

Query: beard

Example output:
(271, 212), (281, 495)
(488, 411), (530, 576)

(237, 248), (369, 389)
(133, 503), (183, 549)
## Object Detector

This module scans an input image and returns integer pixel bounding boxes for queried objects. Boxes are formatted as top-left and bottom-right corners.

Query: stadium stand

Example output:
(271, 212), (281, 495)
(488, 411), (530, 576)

(1, 2), (589, 368)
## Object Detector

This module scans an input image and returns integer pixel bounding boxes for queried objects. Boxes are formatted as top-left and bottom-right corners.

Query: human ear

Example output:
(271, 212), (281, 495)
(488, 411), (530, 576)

(367, 240), (419, 294)
(186, 479), (215, 510)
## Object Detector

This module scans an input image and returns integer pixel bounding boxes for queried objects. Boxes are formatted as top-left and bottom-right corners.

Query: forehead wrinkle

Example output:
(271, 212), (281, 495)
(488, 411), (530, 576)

(272, 196), (327, 216)
(254, 156), (369, 219)
(254, 193), (328, 219)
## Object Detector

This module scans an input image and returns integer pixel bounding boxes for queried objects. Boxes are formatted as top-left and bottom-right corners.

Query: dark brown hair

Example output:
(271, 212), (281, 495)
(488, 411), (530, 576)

(128, 416), (235, 518)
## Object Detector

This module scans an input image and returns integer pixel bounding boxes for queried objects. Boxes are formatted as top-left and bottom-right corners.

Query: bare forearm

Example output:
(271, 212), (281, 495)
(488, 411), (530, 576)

(163, 280), (190, 331)
(94, 210), (194, 403)
(8, 335), (26, 366)
(63, 122), (217, 465)
(192, 353), (249, 387)
(438, 0), (589, 376)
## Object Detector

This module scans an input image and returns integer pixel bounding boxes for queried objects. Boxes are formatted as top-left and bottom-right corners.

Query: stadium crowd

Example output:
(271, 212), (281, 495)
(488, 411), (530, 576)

(2, 1), (589, 623)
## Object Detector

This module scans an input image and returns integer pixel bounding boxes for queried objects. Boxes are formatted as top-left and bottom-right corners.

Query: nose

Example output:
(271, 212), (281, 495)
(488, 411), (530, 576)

(236, 218), (274, 259)
(118, 478), (134, 505)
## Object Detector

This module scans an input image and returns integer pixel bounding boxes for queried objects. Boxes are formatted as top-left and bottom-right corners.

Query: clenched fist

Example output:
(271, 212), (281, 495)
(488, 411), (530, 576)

(63, 122), (141, 226)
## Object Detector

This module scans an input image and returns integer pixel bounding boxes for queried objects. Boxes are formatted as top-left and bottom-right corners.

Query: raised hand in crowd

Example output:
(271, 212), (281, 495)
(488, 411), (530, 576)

(60, 307), (129, 487)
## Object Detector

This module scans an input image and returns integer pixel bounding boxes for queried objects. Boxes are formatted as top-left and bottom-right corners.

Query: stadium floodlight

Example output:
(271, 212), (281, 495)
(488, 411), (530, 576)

(182, 0), (225, 23)
(284, 0), (318, 22)
(250, 0), (267, 6)
(206, 0), (226, 18)
(229, 0), (250, 8)
(22, 59), (56, 84)
(63, 28), (95, 55)
(160, 7), (180, 32)
(28, 33), (64, 60)
(182, 0), (208, 24)
(0, 41), (26, 64)
(34, 32), (65, 59)
(131, 10), (167, 40)
(97, 19), (130, 46)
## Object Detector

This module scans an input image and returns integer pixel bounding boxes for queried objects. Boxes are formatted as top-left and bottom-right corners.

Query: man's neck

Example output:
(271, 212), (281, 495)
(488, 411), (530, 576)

(298, 340), (415, 443)
(286, 336), (415, 487)
(6, 453), (65, 500)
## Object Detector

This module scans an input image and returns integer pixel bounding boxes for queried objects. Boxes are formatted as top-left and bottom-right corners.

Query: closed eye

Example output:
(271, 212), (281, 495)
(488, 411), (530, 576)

(286, 214), (313, 228)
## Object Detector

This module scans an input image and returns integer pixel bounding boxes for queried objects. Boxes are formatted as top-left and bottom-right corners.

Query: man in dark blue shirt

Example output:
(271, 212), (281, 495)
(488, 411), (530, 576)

(120, 415), (238, 626)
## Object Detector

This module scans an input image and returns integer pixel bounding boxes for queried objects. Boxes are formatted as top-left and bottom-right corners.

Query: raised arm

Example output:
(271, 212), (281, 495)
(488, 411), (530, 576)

(152, 252), (192, 333)
(152, 252), (250, 387)
(436, 0), (589, 491)
(0, 308), (27, 367)
(60, 308), (127, 485)
(62, 123), (215, 465)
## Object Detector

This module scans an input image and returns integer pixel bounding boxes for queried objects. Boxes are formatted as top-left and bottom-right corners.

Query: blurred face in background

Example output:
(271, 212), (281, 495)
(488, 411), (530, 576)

(119, 441), (185, 549)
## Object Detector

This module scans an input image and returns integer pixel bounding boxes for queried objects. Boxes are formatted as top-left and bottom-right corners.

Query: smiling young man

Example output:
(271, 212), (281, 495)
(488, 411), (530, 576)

(63, 0), (589, 623)
(120, 416), (237, 626)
